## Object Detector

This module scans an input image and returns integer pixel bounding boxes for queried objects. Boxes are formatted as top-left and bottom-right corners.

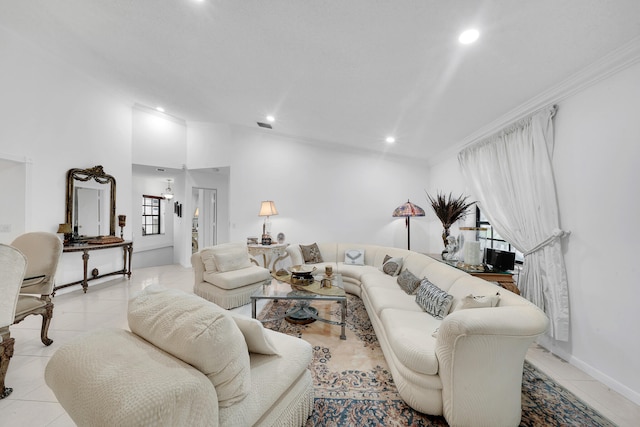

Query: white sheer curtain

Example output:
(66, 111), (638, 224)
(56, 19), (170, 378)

(458, 106), (570, 341)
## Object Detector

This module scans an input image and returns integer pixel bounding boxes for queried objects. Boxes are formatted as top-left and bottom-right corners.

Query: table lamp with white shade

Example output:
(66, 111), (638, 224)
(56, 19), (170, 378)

(259, 201), (278, 245)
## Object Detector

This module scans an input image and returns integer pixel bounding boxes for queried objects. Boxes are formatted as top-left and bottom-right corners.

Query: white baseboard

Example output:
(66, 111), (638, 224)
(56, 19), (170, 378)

(537, 336), (640, 406)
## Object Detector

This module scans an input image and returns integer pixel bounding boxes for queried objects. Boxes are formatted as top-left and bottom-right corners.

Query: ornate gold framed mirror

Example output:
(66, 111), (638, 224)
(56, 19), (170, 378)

(65, 165), (116, 240)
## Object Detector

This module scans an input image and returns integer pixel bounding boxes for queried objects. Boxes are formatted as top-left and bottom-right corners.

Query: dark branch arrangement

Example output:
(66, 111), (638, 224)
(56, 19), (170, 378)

(425, 191), (475, 247)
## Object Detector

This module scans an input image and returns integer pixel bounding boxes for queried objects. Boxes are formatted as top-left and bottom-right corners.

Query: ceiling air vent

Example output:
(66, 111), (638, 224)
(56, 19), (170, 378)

(257, 122), (273, 129)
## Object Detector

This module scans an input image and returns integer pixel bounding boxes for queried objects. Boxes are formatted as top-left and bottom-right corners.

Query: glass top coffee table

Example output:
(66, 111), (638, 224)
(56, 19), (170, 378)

(251, 273), (347, 340)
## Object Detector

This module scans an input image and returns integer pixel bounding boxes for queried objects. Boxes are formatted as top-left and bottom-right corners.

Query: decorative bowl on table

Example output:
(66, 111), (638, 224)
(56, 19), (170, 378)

(289, 265), (316, 286)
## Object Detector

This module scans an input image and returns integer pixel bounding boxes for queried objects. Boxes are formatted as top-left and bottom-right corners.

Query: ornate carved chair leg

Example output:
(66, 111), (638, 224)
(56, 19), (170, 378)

(39, 303), (54, 346)
(0, 330), (15, 399)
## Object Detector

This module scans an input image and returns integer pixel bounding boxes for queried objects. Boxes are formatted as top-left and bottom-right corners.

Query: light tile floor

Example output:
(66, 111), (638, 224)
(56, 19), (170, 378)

(2, 264), (639, 426)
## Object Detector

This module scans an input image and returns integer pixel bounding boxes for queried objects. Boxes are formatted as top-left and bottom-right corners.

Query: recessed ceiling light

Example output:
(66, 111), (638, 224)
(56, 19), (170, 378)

(459, 29), (479, 45)
(266, 115), (275, 122)
(386, 136), (396, 144)
(156, 106), (165, 113)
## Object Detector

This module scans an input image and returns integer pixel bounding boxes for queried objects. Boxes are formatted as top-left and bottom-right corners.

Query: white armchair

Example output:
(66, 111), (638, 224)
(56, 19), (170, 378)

(0, 243), (27, 399)
(192, 243), (271, 309)
(11, 232), (63, 346)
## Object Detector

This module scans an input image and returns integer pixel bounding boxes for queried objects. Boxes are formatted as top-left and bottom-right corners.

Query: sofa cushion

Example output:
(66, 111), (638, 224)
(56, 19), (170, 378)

(381, 255), (403, 276)
(300, 243), (324, 263)
(218, 329), (313, 426)
(397, 270), (422, 294)
(415, 280), (454, 320)
(344, 248), (365, 265)
(380, 309), (440, 375)
(203, 265), (270, 290)
(363, 286), (423, 316)
(338, 263), (381, 283)
(128, 285), (251, 407)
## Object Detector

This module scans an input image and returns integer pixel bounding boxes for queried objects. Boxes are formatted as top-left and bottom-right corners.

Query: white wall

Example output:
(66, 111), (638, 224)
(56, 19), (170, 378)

(0, 26), (134, 289)
(427, 61), (640, 404)
(548, 61), (640, 402)
(0, 158), (27, 242)
(186, 125), (433, 257)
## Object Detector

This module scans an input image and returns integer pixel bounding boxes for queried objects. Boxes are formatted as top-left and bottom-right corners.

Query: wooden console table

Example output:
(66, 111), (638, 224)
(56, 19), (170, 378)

(427, 253), (520, 295)
(54, 241), (133, 295)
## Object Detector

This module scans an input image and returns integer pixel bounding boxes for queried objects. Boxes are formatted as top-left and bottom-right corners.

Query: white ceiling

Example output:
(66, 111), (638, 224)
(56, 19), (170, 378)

(1, 1), (639, 161)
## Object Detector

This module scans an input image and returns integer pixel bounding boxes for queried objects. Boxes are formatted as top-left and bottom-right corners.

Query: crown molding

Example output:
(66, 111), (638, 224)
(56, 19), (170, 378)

(428, 36), (640, 167)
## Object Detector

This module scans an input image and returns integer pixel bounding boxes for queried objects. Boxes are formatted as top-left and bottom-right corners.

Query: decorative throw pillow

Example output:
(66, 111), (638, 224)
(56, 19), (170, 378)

(344, 249), (365, 265)
(200, 248), (218, 272)
(229, 313), (279, 355)
(300, 243), (324, 264)
(214, 249), (251, 272)
(381, 255), (403, 276)
(396, 269), (421, 294)
(457, 293), (500, 310)
(415, 280), (454, 319)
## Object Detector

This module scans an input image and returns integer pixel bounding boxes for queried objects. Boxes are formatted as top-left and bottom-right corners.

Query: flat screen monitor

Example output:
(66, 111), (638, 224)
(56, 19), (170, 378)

(485, 248), (515, 272)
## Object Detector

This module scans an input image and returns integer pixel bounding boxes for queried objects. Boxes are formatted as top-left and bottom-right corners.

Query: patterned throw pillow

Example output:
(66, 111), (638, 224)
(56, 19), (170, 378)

(396, 270), (421, 294)
(344, 249), (365, 265)
(300, 243), (324, 264)
(381, 254), (403, 276)
(415, 280), (454, 319)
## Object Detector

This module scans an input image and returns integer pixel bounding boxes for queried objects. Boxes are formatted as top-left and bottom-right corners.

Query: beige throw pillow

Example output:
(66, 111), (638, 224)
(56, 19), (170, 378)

(230, 313), (279, 355)
(128, 285), (251, 407)
(214, 249), (251, 272)
(457, 293), (501, 310)
(200, 248), (218, 272)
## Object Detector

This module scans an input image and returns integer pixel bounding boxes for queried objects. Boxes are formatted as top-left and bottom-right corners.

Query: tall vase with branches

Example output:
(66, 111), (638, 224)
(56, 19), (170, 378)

(426, 191), (475, 249)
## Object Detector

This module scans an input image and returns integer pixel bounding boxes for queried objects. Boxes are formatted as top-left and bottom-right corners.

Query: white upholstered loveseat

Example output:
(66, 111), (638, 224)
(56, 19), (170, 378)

(45, 285), (313, 427)
(287, 242), (548, 427)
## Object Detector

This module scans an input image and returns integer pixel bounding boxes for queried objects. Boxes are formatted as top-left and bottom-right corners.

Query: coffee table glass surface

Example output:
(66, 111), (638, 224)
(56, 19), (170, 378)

(251, 273), (347, 340)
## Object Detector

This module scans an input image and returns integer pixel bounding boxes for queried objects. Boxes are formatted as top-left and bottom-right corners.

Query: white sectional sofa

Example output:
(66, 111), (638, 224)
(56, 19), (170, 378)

(287, 242), (549, 427)
(45, 285), (314, 427)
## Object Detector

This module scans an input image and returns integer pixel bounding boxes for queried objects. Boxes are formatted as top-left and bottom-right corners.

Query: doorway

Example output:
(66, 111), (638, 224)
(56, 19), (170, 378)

(192, 187), (217, 253)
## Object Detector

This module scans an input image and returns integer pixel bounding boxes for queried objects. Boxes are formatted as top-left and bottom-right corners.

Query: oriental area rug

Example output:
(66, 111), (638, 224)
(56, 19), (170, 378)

(257, 294), (614, 427)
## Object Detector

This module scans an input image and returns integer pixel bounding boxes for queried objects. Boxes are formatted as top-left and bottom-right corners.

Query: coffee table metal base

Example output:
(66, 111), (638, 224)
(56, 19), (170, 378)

(285, 302), (318, 325)
(253, 299), (347, 340)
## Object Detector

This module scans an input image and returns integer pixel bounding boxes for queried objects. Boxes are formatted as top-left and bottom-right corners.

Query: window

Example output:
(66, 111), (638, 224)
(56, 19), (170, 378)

(476, 207), (523, 264)
(142, 195), (164, 236)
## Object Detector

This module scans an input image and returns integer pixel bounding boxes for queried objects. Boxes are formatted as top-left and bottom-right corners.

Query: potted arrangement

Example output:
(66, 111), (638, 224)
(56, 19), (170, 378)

(426, 191), (475, 251)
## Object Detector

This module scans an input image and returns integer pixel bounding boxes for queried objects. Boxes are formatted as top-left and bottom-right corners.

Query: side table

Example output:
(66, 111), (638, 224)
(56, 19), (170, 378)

(426, 253), (519, 295)
(247, 243), (289, 273)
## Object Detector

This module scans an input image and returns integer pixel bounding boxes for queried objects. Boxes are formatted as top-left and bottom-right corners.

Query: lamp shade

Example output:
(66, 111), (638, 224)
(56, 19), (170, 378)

(392, 200), (425, 217)
(259, 201), (278, 217)
(57, 223), (72, 234)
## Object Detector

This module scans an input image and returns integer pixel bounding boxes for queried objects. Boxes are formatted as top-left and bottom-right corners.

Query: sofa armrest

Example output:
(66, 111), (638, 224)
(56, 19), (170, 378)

(285, 245), (304, 266)
(46, 329), (220, 426)
(435, 306), (549, 426)
(191, 252), (205, 284)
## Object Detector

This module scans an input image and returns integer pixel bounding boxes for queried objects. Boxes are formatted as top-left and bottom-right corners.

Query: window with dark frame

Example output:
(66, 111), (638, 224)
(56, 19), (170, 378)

(142, 195), (163, 236)
(475, 206), (524, 264)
